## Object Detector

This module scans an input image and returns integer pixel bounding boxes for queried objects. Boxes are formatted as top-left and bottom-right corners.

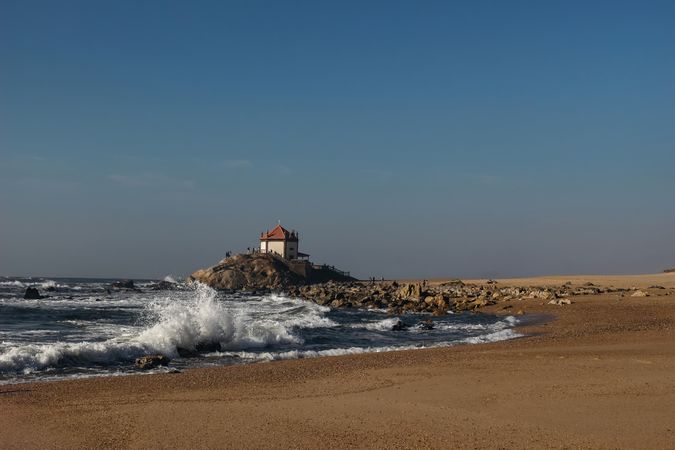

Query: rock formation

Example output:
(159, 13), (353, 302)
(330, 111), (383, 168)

(135, 355), (170, 369)
(287, 280), (633, 316)
(110, 280), (136, 290)
(23, 287), (44, 299)
(189, 253), (354, 291)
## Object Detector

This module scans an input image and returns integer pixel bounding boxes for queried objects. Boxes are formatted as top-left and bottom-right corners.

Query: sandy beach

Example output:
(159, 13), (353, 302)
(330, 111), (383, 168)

(2, 273), (675, 449)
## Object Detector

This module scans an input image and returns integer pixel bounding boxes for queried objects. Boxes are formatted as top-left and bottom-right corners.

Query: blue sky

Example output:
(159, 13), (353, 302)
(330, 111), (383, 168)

(1, 1), (674, 279)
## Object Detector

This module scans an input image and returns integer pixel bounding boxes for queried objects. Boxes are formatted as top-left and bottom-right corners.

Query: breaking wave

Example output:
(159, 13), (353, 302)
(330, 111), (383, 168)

(0, 278), (525, 383)
(0, 284), (314, 374)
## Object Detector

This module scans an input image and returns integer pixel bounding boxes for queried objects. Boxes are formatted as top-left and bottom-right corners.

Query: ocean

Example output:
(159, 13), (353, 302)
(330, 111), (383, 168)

(0, 276), (523, 385)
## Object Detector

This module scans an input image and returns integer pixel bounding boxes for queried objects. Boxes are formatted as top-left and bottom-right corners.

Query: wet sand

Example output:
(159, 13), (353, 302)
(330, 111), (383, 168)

(2, 273), (675, 449)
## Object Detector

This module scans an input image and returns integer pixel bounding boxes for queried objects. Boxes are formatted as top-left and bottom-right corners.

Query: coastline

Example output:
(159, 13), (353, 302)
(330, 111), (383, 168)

(1, 274), (675, 448)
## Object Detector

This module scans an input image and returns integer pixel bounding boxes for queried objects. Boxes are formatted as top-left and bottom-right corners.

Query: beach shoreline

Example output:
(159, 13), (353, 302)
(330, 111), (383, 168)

(2, 273), (675, 448)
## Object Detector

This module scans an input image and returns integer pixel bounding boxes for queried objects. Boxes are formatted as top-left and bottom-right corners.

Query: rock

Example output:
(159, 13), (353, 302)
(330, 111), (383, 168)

(23, 287), (43, 299)
(177, 347), (199, 358)
(548, 299), (572, 306)
(176, 342), (222, 357)
(648, 285), (666, 290)
(135, 355), (170, 369)
(111, 280), (136, 290)
(391, 319), (409, 331)
(190, 253), (354, 291)
(395, 283), (424, 301)
(45, 286), (56, 292)
(149, 280), (178, 290)
(418, 319), (434, 330)
(195, 342), (222, 353)
(631, 290), (649, 297)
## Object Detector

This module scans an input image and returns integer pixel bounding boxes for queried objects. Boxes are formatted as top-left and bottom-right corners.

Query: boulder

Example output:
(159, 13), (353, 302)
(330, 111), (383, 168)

(631, 290), (649, 297)
(418, 319), (435, 330)
(149, 280), (178, 290)
(111, 280), (136, 290)
(391, 319), (409, 331)
(135, 355), (170, 369)
(548, 299), (572, 306)
(395, 283), (424, 301)
(23, 287), (43, 299)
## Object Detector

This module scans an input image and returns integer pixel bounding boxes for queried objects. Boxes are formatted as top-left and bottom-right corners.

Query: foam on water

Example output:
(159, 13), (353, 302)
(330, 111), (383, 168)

(0, 278), (525, 384)
(349, 317), (401, 331)
(0, 284), (304, 374)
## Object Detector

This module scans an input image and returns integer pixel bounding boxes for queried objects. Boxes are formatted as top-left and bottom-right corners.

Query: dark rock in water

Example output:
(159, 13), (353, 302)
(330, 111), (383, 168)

(149, 280), (177, 290)
(177, 347), (199, 358)
(45, 286), (56, 292)
(135, 355), (170, 369)
(176, 342), (222, 357)
(24, 287), (43, 299)
(195, 341), (222, 353)
(392, 319), (409, 331)
(111, 279), (136, 290)
(418, 319), (435, 330)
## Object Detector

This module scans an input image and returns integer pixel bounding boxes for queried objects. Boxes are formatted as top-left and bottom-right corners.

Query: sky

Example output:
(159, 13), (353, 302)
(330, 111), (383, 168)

(1, 1), (674, 280)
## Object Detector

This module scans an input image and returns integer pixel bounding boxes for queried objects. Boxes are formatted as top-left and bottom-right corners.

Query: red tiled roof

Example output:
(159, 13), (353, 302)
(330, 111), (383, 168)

(260, 224), (298, 241)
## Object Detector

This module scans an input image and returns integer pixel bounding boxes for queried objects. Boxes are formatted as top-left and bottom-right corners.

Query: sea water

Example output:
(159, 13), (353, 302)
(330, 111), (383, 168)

(0, 276), (522, 384)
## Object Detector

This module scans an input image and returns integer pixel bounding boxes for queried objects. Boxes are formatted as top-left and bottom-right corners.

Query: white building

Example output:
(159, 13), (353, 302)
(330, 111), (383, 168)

(259, 224), (309, 260)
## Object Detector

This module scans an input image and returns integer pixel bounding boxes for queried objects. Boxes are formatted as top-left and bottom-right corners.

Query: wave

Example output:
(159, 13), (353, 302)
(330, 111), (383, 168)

(218, 327), (522, 362)
(349, 317), (401, 331)
(0, 283), (523, 378)
(0, 280), (26, 287)
(0, 284), (303, 374)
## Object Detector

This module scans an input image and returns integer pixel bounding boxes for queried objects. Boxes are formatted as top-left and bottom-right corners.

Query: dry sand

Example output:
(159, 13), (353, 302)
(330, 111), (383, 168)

(2, 273), (675, 449)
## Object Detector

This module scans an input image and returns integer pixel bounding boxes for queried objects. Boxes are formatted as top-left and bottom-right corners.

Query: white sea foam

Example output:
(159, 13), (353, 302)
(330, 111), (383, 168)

(163, 275), (178, 283)
(0, 284), (303, 374)
(222, 327), (522, 363)
(0, 282), (524, 380)
(0, 280), (26, 287)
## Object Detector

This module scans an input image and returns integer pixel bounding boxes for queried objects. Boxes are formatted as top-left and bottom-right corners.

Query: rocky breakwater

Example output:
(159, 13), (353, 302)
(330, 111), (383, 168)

(288, 280), (629, 315)
(189, 253), (354, 291)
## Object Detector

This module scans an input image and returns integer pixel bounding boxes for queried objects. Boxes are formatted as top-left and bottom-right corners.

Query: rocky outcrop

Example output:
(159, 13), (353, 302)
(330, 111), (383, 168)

(110, 280), (136, 290)
(189, 253), (354, 290)
(148, 280), (178, 290)
(631, 290), (649, 297)
(135, 355), (170, 369)
(23, 287), (44, 299)
(288, 280), (630, 315)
